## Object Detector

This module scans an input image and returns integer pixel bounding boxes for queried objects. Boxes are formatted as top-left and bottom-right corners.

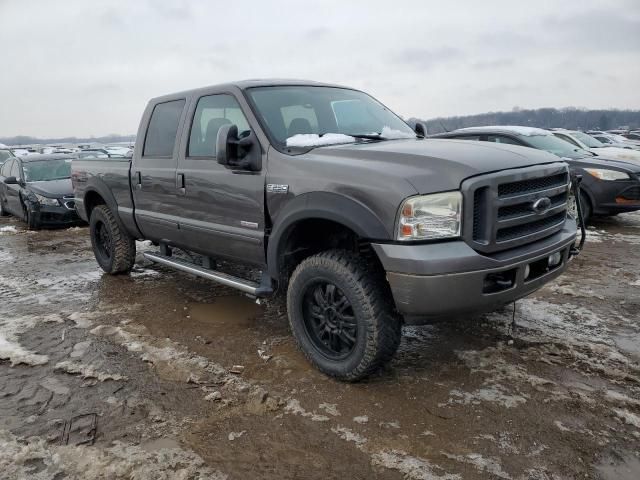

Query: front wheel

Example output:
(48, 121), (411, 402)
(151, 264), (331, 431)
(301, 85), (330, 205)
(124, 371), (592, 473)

(287, 250), (402, 382)
(89, 205), (136, 274)
(23, 202), (40, 230)
(568, 191), (591, 226)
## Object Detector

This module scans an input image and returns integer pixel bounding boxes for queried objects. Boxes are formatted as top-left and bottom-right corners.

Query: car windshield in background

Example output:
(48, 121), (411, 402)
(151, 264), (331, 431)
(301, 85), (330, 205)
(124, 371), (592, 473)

(524, 134), (591, 158)
(78, 151), (109, 159)
(571, 131), (604, 148)
(23, 159), (72, 182)
(246, 86), (416, 147)
(0, 150), (13, 162)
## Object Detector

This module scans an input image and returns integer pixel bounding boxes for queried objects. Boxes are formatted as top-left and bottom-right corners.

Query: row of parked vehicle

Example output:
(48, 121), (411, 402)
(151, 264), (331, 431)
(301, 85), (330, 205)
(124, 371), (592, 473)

(3, 125), (638, 230)
(0, 144), (134, 229)
(0, 80), (638, 381)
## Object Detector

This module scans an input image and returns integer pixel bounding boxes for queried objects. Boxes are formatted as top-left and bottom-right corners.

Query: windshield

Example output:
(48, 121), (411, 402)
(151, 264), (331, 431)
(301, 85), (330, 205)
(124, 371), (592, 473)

(524, 134), (591, 159)
(23, 159), (72, 182)
(609, 133), (630, 143)
(572, 131), (604, 148)
(246, 86), (416, 147)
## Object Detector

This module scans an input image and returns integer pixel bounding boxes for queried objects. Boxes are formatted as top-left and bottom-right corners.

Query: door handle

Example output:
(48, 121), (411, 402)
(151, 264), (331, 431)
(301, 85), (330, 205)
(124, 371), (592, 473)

(177, 173), (186, 195)
(134, 171), (142, 189)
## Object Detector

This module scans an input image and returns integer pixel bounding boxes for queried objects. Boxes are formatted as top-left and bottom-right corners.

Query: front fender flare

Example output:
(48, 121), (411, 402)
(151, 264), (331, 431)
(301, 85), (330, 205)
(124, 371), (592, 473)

(266, 192), (391, 279)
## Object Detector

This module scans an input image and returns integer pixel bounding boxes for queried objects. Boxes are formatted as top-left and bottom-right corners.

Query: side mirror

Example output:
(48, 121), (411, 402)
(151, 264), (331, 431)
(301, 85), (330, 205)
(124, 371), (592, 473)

(414, 122), (427, 137)
(4, 176), (18, 185)
(216, 125), (262, 171)
(216, 124), (238, 166)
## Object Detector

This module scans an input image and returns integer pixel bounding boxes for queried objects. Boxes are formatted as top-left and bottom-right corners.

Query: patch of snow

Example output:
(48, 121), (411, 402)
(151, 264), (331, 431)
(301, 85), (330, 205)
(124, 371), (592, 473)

(554, 421), (572, 432)
(547, 284), (605, 300)
(0, 429), (227, 479)
(443, 452), (511, 479)
(613, 408), (640, 428)
(286, 133), (355, 147)
(0, 314), (63, 366)
(284, 398), (330, 422)
(605, 390), (640, 407)
(318, 403), (340, 417)
(0, 226), (18, 234)
(379, 420), (401, 429)
(353, 415), (369, 424)
(372, 450), (461, 480)
(331, 426), (367, 446)
(381, 126), (416, 139)
(54, 360), (128, 382)
(455, 125), (550, 137)
(227, 431), (246, 441)
(448, 386), (527, 409)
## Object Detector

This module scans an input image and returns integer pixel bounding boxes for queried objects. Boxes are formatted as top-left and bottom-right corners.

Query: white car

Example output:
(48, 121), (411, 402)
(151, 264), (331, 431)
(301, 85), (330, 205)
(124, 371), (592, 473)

(588, 132), (640, 150)
(552, 130), (640, 162)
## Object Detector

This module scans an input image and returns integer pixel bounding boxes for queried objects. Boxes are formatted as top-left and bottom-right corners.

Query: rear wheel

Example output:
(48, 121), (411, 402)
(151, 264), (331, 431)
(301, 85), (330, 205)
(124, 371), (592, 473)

(287, 250), (402, 382)
(89, 205), (135, 274)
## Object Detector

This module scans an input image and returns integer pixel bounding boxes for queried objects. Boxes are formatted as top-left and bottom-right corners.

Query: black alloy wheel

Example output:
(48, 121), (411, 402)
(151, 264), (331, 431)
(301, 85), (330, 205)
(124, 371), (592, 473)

(302, 281), (358, 359)
(95, 220), (113, 262)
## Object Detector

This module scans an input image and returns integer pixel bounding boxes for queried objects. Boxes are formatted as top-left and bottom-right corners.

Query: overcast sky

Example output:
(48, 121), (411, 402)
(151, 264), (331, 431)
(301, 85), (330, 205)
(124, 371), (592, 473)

(1, 0), (639, 137)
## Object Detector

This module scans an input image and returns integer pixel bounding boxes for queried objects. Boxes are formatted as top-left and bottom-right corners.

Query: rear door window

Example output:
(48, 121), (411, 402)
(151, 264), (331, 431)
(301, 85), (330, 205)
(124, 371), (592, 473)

(143, 100), (186, 157)
(10, 160), (21, 179)
(188, 94), (250, 157)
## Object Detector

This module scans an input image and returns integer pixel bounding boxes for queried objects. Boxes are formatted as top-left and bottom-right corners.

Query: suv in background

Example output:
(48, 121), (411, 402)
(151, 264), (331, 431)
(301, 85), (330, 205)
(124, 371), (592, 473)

(432, 126), (640, 223)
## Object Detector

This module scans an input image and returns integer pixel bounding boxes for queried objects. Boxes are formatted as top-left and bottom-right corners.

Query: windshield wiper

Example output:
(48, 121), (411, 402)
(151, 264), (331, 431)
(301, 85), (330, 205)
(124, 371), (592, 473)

(349, 133), (386, 140)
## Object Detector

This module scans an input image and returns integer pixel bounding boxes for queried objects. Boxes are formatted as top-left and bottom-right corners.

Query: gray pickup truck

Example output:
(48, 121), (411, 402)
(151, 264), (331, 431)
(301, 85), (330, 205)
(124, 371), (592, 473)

(72, 79), (578, 381)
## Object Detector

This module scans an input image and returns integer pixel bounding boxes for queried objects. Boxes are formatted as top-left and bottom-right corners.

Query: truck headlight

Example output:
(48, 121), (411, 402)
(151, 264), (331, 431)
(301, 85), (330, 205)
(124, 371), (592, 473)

(584, 168), (630, 181)
(397, 191), (462, 241)
(34, 193), (60, 206)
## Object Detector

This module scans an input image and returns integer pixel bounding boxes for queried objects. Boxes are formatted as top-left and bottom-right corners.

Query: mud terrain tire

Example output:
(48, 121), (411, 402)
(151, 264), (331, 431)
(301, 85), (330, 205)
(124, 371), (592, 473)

(287, 249), (402, 382)
(90, 205), (135, 274)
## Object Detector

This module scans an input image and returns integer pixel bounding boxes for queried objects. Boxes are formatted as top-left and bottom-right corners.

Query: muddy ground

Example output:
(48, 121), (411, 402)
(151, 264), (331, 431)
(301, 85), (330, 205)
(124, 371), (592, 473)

(1, 213), (639, 480)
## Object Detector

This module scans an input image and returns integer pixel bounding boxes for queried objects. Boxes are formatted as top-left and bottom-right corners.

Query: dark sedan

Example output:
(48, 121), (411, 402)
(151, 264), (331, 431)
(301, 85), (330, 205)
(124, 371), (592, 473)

(431, 126), (640, 223)
(0, 154), (81, 229)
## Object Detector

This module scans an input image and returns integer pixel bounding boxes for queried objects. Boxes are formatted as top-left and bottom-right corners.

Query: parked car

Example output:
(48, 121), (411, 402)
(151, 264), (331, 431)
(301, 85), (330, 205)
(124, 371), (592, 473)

(623, 133), (640, 142)
(0, 154), (81, 229)
(431, 126), (640, 223)
(608, 133), (640, 148)
(551, 129), (640, 161)
(588, 132), (640, 150)
(0, 147), (15, 167)
(73, 80), (578, 381)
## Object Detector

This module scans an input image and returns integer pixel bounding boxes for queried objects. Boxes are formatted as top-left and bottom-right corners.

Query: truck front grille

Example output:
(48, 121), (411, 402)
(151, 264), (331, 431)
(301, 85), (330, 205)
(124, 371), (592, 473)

(463, 163), (570, 254)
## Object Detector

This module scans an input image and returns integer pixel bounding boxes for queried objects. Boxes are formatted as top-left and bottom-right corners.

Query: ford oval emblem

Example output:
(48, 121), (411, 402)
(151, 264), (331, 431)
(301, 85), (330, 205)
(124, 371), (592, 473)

(531, 197), (552, 214)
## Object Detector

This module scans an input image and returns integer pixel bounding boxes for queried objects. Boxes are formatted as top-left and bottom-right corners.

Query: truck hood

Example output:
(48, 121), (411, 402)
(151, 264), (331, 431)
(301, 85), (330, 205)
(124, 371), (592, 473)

(27, 178), (73, 198)
(310, 138), (562, 193)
